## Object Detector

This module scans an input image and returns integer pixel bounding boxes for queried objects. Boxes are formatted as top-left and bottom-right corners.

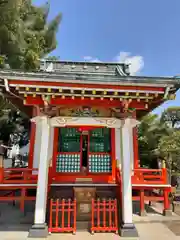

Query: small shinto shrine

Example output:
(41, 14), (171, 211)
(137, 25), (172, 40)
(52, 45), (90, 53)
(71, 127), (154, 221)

(0, 60), (179, 238)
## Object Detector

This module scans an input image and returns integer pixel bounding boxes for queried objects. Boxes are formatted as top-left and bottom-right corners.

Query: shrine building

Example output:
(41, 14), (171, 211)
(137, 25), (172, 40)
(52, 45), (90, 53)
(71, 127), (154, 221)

(0, 60), (179, 238)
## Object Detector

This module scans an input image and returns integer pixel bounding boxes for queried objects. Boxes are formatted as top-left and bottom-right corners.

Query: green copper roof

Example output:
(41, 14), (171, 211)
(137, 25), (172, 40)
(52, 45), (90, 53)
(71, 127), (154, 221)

(0, 60), (179, 89)
(40, 60), (130, 76)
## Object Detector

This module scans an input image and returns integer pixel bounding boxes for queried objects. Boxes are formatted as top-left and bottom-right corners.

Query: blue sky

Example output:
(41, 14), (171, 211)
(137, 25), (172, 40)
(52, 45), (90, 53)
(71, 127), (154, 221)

(34, 0), (180, 114)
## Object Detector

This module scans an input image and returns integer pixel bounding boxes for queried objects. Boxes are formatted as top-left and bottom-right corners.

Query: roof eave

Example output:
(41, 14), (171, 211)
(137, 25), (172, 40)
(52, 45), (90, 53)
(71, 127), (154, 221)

(0, 70), (179, 89)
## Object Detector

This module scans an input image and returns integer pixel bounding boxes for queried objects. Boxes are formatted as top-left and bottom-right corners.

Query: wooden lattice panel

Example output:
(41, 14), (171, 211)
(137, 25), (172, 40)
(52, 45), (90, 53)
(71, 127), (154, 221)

(56, 154), (81, 173)
(89, 154), (111, 173)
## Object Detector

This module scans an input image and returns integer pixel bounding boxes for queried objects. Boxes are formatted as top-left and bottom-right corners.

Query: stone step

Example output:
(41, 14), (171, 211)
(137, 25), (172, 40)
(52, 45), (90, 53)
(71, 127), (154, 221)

(76, 221), (90, 231)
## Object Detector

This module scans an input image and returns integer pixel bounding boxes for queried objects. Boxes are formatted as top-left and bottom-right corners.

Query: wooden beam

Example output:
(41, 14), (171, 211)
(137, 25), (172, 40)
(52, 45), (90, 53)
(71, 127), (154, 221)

(24, 96), (148, 109)
(5, 94), (32, 117)
(9, 80), (166, 92)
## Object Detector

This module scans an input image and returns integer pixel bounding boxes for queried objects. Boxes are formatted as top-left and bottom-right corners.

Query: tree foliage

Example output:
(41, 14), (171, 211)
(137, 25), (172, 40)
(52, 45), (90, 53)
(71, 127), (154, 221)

(45, 55), (60, 61)
(0, 0), (61, 70)
(138, 114), (170, 168)
(139, 109), (180, 175)
(0, 0), (61, 145)
(160, 107), (180, 128)
(158, 131), (180, 155)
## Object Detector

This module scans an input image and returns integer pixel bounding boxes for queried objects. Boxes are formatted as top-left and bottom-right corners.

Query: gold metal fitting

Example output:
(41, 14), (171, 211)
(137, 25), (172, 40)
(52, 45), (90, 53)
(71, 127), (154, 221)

(169, 94), (176, 100)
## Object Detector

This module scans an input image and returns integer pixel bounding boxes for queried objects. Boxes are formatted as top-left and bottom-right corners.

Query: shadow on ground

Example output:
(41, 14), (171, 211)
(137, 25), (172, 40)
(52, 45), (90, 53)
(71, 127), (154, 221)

(164, 221), (180, 236)
(0, 202), (34, 231)
(133, 201), (162, 215)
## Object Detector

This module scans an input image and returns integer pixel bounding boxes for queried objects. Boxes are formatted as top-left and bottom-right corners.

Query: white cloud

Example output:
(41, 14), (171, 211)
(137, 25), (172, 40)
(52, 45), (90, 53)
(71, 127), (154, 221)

(83, 51), (144, 75)
(83, 56), (101, 62)
(114, 51), (144, 75)
(83, 56), (93, 61)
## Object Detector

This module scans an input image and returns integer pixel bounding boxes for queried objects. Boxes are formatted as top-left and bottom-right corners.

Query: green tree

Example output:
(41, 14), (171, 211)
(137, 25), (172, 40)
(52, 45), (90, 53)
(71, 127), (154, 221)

(0, 0), (61, 70)
(0, 0), (61, 145)
(157, 130), (180, 175)
(160, 107), (180, 128)
(45, 56), (60, 61)
(138, 114), (171, 168)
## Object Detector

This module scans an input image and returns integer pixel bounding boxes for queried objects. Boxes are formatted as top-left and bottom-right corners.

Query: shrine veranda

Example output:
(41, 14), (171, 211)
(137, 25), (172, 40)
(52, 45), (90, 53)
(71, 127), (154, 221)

(0, 61), (179, 238)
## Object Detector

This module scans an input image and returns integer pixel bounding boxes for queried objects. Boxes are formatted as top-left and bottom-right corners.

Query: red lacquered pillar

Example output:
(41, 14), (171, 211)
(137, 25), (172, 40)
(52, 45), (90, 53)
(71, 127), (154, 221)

(140, 189), (146, 216)
(0, 155), (4, 183)
(163, 188), (172, 216)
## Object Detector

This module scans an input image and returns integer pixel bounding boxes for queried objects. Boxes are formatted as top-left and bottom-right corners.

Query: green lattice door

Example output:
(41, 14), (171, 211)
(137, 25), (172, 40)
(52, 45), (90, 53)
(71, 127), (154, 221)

(88, 128), (112, 173)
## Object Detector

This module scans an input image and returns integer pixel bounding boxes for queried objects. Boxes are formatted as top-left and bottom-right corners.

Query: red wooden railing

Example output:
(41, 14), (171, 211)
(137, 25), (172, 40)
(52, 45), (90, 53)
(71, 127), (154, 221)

(133, 168), (168, 184)
(0, 168), (39, 212)
(0, 168), (38, 184)
(115, 167), (171, 216)
(91, 199), (118, 234)
(49, 199), (76, 234)
(115, 167), (168, 185)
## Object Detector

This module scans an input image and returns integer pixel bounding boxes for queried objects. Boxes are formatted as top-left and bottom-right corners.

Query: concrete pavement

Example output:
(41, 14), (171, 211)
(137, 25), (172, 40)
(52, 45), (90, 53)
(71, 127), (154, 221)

(1, 193), (180, 239)
(1, 222), (180, 240)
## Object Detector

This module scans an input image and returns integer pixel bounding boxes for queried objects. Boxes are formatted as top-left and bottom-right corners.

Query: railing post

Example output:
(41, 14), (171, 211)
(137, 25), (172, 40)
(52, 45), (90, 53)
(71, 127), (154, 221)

(91, 199), (94, 234)
(114, 199), (118, 234)
(73, 199), (76, 234)
(49, 199), (53, 233)
(103, 199), (106, 228)
(140, 189), (146, 216)
(97, 199), (100, 229)
(0, 154), (4, 183)
(162, 168), (168, 184)
(163, 188), (172, 216)
(20, 188), (26, 213)
(56, 199), (59, 230)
